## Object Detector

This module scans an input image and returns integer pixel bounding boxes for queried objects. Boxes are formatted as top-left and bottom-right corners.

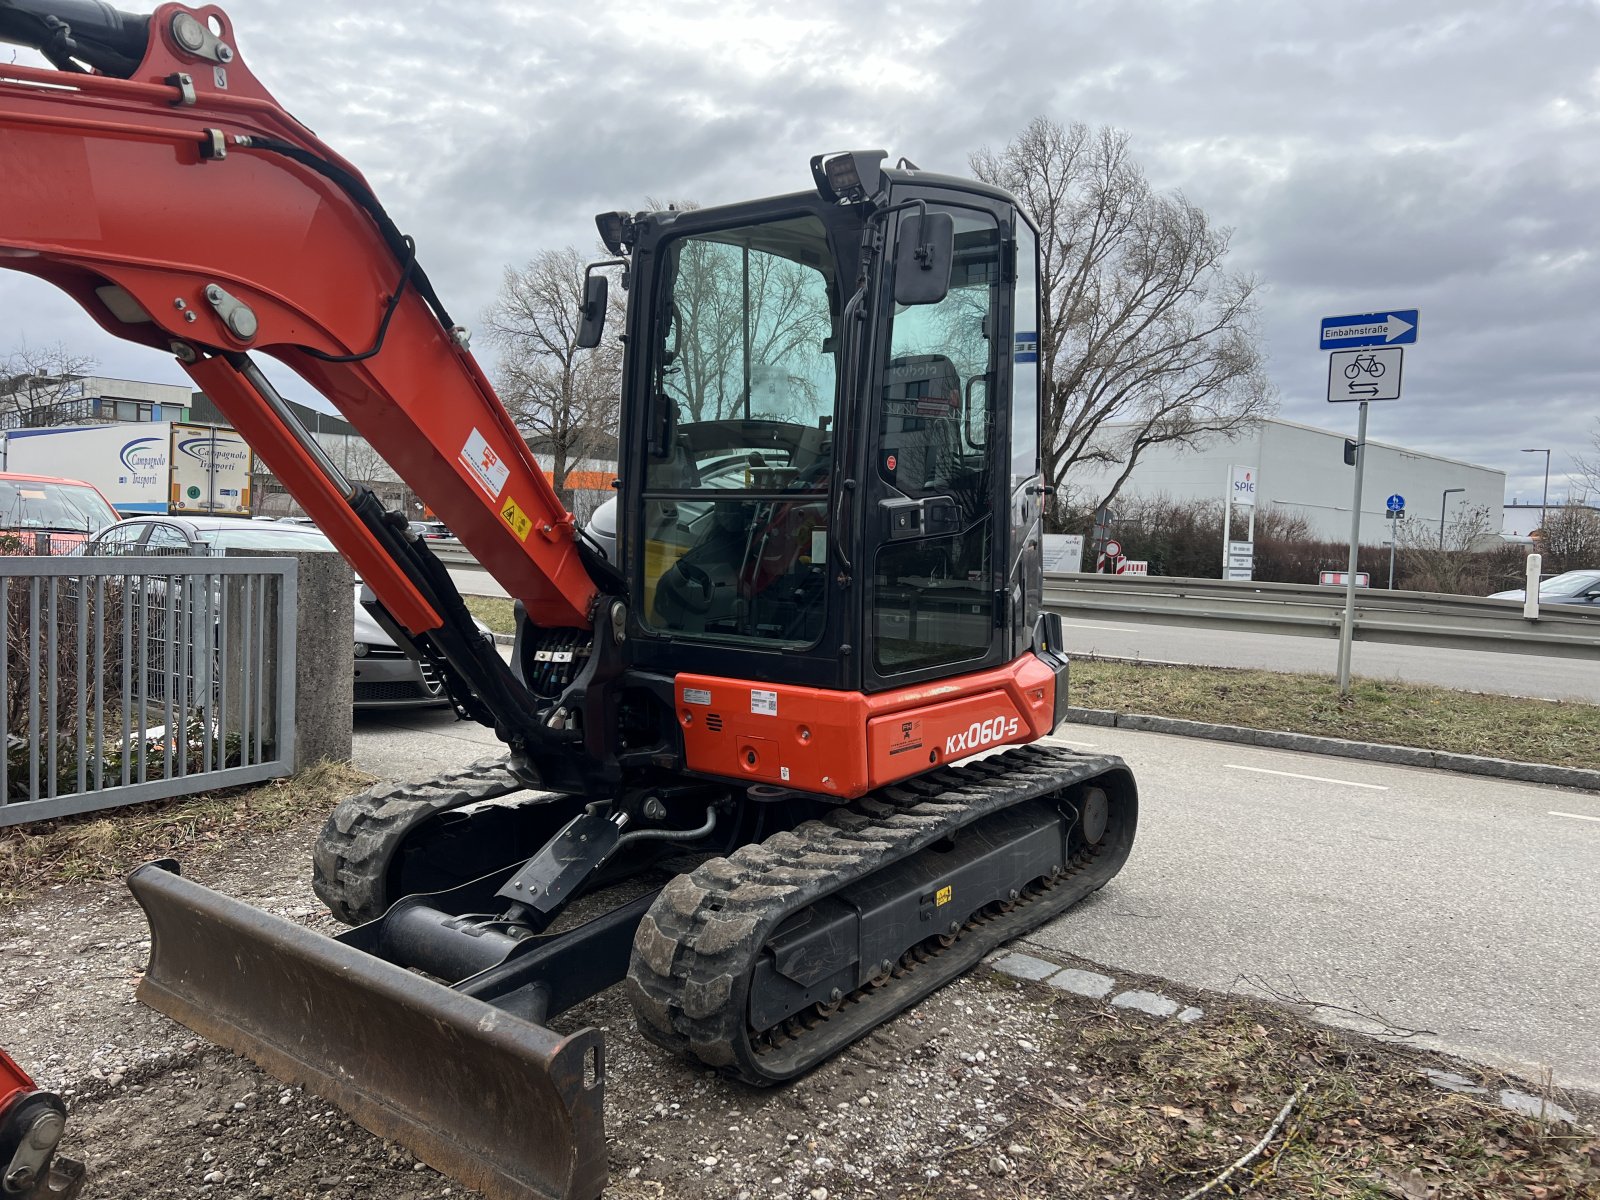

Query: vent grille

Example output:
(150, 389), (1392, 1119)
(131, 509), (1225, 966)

(705, 713), (724, 732)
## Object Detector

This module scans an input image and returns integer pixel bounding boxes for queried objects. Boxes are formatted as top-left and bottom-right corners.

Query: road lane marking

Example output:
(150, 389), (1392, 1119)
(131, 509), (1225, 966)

(1549, 811), (1600, 824)
(1225, 764), (1388, 791)
(1063, 623), (1146, 634)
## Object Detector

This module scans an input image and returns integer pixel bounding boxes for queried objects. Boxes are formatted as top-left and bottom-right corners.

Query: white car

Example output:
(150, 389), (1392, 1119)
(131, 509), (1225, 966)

(1488, 569), (1600, 607)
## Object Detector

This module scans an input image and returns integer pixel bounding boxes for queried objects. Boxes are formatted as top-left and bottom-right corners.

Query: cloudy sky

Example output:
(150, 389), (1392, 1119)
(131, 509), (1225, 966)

(4, 0), (1596, 502)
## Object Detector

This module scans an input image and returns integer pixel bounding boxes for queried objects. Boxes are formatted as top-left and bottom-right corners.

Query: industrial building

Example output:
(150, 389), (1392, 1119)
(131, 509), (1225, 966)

(1065, 416), (1507, 545)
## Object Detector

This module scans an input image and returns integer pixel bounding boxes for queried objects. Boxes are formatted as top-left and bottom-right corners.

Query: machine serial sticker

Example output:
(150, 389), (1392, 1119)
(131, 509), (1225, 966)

(751, 689), (778, 717)
(888, 718), (924, 757)
(460, 427), (510, 499)
(683, 687), (713, 706)
(499, 495), (532, 541)
(935, 885), (952, 907)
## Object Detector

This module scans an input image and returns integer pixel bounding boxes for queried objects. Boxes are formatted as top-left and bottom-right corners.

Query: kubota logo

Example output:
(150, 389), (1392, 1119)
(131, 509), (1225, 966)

(945, 715), (1020, 755)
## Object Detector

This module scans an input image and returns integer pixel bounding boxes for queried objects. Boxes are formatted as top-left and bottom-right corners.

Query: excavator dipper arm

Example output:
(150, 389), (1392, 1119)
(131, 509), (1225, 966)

(0, 0), (600, 751)
(0, 10), (628, 1195)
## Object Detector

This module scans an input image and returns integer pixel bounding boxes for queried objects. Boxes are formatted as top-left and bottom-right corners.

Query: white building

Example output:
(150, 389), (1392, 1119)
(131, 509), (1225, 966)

(1066, 417), (1506, 545)
(0, 374), (192, 428)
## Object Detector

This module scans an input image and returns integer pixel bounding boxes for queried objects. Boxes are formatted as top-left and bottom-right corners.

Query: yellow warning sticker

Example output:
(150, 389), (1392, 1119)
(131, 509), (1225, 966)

(499, 495), (533, 541)
(935, 885), (952, 907)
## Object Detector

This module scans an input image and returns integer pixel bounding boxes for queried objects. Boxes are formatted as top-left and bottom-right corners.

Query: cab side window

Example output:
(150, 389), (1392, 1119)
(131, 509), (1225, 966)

(872, 210), (1003, 677)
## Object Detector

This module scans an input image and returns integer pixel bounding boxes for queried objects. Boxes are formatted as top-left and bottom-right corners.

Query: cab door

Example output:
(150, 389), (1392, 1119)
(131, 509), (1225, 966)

(863, 194), (1013, 691)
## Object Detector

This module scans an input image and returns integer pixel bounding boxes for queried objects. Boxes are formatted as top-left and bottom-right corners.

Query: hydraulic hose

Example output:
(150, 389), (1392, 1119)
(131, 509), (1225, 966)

(0, 0), (150, 75)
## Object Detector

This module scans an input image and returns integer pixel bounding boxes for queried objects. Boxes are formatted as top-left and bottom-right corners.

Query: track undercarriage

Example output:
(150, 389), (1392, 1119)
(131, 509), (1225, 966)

(132, 743), (1134, 1199)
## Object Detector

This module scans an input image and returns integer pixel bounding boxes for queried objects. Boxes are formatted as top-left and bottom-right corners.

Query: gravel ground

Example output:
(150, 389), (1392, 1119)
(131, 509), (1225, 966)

(6, 786), (1595, 1199)
(5, 807), (1124, 1199)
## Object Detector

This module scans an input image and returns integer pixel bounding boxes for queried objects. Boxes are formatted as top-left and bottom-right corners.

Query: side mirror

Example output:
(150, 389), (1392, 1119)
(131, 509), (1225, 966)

(893, 211), (954, 306)
(576, 272), (609, 349)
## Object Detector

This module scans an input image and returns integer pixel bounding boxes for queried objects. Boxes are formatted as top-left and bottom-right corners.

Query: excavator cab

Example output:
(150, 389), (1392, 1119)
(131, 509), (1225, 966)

(2, 12), (1133, 1200)
(614, 168), (1049, 701)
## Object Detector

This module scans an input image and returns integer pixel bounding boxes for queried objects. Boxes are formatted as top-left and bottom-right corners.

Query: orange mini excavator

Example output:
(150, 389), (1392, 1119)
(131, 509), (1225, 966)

(0, 4), (1137, 1196)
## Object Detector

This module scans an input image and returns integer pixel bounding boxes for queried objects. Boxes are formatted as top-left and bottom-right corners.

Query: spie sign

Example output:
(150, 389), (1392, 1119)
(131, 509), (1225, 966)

(1230, 465), (1257, 506)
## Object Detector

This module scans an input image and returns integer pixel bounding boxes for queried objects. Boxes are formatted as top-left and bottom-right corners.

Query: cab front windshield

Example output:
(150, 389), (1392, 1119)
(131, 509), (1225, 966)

(642, 214), (840, 646)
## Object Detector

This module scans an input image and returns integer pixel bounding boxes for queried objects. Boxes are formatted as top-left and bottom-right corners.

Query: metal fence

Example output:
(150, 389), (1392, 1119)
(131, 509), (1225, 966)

(0, 556), (297, 827)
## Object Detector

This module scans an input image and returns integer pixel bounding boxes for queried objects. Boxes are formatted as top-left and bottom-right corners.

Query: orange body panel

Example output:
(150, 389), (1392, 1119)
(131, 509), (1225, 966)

(0, 1045), (38, 1109)
(676, 655), (1057, 799)
(0, 5), (598, 631)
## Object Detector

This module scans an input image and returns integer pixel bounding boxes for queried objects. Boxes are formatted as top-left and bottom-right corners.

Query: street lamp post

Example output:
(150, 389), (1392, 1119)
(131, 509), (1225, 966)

(1438, 487), (1465, 550)
(1521, 448), (1551, 535)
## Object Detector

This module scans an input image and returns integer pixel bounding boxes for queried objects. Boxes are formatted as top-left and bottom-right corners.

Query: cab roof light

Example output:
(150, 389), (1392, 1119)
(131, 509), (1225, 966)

(810, 150), (887, 204)
(594, 211), (632, 256)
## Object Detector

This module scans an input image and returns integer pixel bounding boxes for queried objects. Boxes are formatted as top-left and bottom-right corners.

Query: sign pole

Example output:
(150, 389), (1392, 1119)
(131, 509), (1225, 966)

(1336, 401), (1369, 693)
(1388, 513), (1398, 589)
(1221, 464), (1232, 577)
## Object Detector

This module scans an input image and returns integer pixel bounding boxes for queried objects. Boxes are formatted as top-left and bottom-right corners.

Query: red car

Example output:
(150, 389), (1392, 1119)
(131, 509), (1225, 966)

(0, 472), (121, 555)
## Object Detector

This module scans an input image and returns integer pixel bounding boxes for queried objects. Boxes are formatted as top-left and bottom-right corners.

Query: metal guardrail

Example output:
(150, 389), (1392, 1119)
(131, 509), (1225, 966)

(0, 556), (297, 827)
(1043, 573), (1600, 659)
(431, 539), (1599, 659)
(429, 539), (475, 567)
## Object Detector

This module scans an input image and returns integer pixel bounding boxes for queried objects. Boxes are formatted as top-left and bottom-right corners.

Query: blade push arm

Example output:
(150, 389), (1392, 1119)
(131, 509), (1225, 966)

(0, 1), (599, 634)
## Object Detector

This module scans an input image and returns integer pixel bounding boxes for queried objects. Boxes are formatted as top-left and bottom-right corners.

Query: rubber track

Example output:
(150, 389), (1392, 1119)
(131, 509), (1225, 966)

(311, 757), (526, 925)
(626, 742), (1134, 1084)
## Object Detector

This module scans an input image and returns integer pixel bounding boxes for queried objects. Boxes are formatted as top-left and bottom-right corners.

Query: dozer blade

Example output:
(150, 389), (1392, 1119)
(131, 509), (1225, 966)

(128, 862), (607, 1200)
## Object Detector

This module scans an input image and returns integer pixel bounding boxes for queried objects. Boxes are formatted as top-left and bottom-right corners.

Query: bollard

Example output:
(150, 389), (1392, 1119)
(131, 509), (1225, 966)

(1523, 553), (1541, 620)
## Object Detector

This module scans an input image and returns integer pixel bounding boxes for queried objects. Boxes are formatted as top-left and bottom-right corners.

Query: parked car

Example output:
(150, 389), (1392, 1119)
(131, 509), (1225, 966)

(83, 515), (491, 707)
(1488, 569), (1600, 606)
(413, 520), (455, 540)
(0, 471), (120, 554)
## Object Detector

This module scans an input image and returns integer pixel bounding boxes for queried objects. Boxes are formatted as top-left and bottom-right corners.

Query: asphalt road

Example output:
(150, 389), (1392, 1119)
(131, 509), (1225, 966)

(352, 708), (1600, 1095)
(1030, 724), (1600, 1094)
(1061, 612), (1600, 702)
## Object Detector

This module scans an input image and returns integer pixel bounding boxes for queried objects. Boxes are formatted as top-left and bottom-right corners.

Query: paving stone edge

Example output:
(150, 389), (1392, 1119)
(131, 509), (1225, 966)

(1063, 707), (1600, 793)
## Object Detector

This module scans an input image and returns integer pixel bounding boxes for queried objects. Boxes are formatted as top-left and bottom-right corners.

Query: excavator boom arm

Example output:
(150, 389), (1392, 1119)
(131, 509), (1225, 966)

(0, 0), (598, 636)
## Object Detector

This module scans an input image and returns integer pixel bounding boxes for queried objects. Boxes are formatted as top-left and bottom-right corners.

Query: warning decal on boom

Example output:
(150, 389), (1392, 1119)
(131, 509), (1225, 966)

(499, 495), (532, 541)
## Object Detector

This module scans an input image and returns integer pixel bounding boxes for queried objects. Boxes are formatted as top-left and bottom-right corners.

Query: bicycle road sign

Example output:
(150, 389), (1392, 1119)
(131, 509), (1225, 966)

(1327, 346), (1403, 403)
(1386, 494), (1405, 512)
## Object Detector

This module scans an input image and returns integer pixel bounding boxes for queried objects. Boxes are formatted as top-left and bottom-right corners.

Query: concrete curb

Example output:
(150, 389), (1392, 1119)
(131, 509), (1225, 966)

(1064, 707), (1600, 793)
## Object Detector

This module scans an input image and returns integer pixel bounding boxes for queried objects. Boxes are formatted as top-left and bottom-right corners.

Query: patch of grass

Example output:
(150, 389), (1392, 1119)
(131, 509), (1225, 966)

(1069, 659), (1600, 770)
(0, 760), (372, 909)
(463, 594), (516, 635)
(909, 979), (1599, 1199)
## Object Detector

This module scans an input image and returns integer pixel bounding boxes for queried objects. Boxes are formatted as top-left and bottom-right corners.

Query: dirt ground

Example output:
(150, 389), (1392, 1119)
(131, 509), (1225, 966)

(4, 795), (1597, 1200)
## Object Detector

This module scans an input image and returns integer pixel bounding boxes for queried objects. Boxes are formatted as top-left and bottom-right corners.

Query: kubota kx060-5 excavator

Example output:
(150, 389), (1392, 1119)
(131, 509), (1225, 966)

(0, 4), (1138, 1195)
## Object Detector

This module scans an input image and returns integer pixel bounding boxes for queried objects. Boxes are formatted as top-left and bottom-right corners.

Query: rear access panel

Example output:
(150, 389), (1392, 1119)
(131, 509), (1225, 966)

(128, 862), (606, 1200)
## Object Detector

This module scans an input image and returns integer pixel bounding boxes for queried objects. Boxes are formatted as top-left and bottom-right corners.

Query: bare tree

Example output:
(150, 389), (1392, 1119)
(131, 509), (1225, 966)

(1574, 418), (1600, 501)
(1395, 505), (1506, 594)
(1537, 503), (1600, 574)
(482, 247), (623, 511)
(970, 119), (1275, 525)
(0, 342), (96, 428)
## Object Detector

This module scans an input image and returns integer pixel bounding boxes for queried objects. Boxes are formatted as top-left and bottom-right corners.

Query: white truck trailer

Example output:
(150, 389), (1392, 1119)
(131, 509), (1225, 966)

(0, 421), (253, 516)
